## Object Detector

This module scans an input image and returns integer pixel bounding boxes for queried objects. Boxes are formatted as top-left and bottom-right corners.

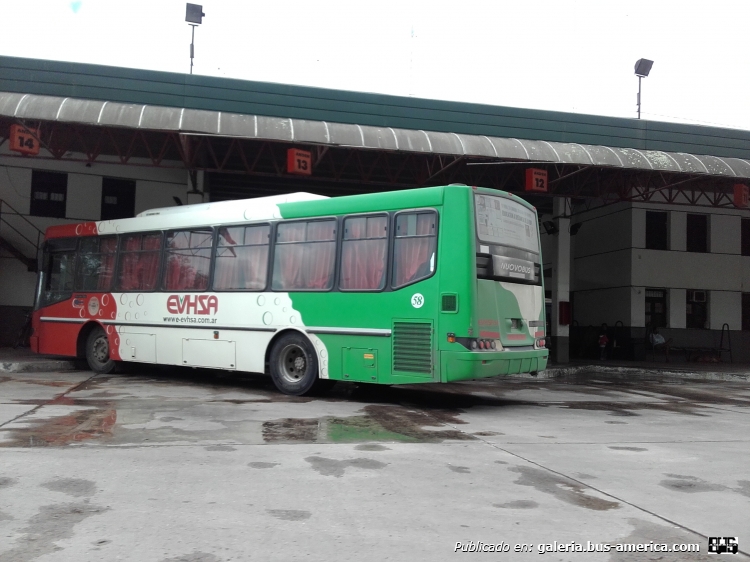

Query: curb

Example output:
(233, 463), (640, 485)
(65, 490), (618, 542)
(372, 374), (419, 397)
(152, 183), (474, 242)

(0, 359), (78, 373)
(541, 364), (750, 382)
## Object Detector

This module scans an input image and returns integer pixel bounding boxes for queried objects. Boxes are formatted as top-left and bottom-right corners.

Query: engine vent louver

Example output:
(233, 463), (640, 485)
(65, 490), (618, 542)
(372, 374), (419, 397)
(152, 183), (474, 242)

(393, 322), (432, 374)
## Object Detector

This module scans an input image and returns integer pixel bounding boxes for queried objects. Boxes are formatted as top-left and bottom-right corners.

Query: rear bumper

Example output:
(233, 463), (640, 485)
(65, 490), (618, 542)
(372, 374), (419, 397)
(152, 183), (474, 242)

(440, 348), (549, 382)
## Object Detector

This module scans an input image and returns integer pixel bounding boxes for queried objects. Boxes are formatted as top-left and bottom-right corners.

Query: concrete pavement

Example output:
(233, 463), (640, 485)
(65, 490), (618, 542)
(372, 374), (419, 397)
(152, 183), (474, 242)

(0, 364), (748, 561)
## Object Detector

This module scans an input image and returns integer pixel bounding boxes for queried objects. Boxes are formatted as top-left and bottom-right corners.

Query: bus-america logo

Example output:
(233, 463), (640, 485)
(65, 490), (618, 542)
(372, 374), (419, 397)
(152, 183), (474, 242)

(166, 295), (219, 315)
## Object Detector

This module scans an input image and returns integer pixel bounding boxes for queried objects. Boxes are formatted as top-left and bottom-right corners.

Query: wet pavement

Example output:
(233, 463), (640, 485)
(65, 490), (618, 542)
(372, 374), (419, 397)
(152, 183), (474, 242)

(0, 366), (749, 561)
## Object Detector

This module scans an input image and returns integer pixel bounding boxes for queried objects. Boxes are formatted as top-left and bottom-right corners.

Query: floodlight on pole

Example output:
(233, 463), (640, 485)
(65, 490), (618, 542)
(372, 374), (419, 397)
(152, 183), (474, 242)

(186, 3), (205, 75)
(634, 58), (653, 119)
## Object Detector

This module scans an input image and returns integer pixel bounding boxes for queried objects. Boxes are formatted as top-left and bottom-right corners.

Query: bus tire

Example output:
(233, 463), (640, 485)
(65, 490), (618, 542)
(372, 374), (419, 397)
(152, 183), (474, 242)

(269, 333), (322, 396)
(86, 327), (117, 374)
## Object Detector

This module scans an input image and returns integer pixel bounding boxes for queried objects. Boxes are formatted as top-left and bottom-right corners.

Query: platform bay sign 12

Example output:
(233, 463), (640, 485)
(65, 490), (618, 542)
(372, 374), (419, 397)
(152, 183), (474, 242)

(525, 168), (548, 192)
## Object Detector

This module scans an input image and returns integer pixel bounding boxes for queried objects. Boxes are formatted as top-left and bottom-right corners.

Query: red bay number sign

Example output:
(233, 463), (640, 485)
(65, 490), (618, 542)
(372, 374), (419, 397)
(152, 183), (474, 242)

(287, 148), (312, 175)
(9, 125), (40, 156)
(525, 168), (547, 192)
(734, 184), (749, 208)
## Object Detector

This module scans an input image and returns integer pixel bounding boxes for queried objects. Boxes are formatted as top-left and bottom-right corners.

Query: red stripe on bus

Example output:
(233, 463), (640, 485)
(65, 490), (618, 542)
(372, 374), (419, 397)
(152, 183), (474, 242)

(45, 222), (98, 239)
(480, 331), (500, 338)
(535, 331), (544, 337)
(506, 334), (527, 340)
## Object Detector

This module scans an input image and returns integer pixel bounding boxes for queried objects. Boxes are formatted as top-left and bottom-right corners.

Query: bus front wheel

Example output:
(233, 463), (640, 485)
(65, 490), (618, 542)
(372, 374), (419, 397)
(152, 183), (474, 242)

(86, 327), (117, 374)
(269, 333), (325, 396)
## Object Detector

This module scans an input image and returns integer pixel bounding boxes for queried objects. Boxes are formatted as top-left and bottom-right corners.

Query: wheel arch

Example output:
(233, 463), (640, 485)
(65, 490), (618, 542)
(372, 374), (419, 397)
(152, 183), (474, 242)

(76, 321), (106, 359)
(264, 327), (327, 379)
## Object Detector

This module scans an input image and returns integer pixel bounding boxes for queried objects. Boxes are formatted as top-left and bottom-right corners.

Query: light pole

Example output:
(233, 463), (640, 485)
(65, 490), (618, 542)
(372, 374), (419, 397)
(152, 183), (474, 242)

(634, 58), (654, 119)
(186, 3), (205, 75)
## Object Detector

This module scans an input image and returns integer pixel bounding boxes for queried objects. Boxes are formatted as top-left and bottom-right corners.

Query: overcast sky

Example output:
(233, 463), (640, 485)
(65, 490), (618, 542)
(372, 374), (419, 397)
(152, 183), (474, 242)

(4, 0), (750, 131)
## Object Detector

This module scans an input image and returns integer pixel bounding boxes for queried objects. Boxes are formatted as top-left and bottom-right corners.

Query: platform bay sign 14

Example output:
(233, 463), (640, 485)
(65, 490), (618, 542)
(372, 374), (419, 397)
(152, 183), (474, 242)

(9, 124), (40, 156)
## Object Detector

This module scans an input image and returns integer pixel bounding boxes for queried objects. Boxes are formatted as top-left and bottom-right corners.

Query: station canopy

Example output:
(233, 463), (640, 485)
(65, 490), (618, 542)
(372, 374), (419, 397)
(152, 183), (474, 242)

(1, 56), (749, 210)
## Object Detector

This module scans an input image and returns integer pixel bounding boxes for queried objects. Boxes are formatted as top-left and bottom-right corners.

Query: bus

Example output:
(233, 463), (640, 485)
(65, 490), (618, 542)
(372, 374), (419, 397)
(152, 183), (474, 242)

(31, 185), (548, 395)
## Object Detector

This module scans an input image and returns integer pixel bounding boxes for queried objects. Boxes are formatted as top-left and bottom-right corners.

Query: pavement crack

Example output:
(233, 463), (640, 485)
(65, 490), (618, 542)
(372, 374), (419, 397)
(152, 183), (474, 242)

(0, 372), (101, 429)
(416, 406), (718, 548)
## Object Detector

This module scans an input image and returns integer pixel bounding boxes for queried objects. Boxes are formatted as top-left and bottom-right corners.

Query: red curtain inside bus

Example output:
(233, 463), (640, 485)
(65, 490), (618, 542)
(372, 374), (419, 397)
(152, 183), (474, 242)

(273, 221), (336, 290)
(97, 237), (117, 290)
(340, 216), (387, 290)
(118, 234), (162, 291)
(214, 225), (270, 290)
(164, 230), (212, 291)
(393, 213), (436, 287)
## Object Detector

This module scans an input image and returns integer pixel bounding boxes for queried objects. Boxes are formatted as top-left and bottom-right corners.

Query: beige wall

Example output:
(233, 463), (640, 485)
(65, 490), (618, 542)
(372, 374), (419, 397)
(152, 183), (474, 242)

(0, 157), (188, 307)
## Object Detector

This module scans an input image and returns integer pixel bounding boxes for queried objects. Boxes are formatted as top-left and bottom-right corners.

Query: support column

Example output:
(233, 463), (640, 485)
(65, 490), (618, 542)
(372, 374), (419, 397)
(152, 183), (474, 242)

(550, 197), (571, 363)
(186, 170), (206, 205)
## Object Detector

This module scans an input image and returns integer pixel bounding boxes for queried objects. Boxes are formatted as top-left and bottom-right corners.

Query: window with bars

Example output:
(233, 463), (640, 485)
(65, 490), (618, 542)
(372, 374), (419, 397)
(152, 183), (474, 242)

(30, 170), (67, 218)
(645, 211), (668, 250)
(645, 288), (667, 328)
(686, 214), (708, 253)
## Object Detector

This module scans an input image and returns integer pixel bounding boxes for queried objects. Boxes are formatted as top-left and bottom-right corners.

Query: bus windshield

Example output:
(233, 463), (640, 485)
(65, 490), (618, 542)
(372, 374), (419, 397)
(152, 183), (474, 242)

(474, 194), (540, 284)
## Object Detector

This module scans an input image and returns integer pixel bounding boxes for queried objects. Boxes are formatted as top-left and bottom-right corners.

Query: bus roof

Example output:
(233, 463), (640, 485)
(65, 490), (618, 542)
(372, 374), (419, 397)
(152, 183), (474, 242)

(44, 185), (533, 240)
(137, 192), (328, 218)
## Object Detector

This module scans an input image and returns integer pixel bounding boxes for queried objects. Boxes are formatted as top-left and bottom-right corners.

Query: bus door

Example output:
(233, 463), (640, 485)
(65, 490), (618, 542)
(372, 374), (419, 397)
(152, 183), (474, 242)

(390, 210), (439, 380)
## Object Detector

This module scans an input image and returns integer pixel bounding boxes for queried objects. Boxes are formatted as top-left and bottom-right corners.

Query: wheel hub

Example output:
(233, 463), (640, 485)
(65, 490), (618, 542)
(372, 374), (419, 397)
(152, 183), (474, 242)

(279, 345), (307, 383)
(93, 336), (109, 363)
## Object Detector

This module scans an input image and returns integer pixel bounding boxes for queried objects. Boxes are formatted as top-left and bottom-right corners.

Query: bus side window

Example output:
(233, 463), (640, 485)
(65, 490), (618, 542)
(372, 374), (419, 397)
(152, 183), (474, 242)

(41, 237), (78, 307)
(392, 211), (437, 288)
(272, 219), (336, 291)
(76, 236), (117, 291)
(117, 233), (162, 291)
(340, 215), (387, 291)
(214, 225), (270, 290)
(164, 229), (213, 291)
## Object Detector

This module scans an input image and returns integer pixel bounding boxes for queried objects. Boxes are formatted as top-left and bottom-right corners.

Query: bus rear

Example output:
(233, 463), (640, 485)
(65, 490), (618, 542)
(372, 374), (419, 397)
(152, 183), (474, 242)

(437, 187), (548, 381)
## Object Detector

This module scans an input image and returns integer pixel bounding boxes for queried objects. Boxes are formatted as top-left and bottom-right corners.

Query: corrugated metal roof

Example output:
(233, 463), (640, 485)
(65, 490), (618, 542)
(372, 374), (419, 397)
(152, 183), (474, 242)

(2, 56), (750, 160)
(3, 91), (750, 179)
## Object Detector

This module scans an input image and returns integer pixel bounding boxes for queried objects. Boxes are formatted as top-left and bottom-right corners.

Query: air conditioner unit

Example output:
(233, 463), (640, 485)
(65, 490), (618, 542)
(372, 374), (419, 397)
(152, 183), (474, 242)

(691, 290), (707, 303)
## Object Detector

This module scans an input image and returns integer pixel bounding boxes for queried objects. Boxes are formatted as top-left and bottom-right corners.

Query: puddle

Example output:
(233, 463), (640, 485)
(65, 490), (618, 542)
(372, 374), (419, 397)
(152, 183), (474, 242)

(41, 478), (97, 497)
(493, 500), (538, 509)
(562, 400), (710, 417)
(262, 404), (475, 444)
(0, 406), (116, 447)
(159, 552), (223, 562)
(0, 502), (110, 561)
(266, 509), (311, 521)
(248, 462), (279, 469)
(509, 466), (620, 511)
(660, 474), (726, 494)
(609, 518), (715, 561)
(305, 456), (387, 478)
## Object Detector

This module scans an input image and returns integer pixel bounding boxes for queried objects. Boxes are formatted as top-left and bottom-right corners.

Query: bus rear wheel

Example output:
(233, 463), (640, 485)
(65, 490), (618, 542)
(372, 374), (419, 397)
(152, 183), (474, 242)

(86, 327), (117, 374)
(269, 333), (326, 396)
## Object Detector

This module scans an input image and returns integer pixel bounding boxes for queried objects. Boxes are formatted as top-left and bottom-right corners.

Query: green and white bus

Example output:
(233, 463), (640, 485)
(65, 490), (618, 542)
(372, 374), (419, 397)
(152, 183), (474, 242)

(31, 184), (548, 395)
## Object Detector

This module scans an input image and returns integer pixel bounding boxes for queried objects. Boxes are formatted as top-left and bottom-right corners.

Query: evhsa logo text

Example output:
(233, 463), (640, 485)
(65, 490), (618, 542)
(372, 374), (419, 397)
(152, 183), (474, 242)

(166, 295), (218, 315)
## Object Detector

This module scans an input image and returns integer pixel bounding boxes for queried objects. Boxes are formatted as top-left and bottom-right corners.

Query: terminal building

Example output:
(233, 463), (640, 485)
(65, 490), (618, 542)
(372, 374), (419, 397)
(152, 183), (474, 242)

(1, 56), (749, 362)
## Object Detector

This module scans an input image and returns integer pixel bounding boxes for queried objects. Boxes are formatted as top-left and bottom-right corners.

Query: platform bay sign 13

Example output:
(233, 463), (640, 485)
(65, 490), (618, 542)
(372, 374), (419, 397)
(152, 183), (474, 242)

(9, 125), (40, 156)
(287, 148), (312, 175)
